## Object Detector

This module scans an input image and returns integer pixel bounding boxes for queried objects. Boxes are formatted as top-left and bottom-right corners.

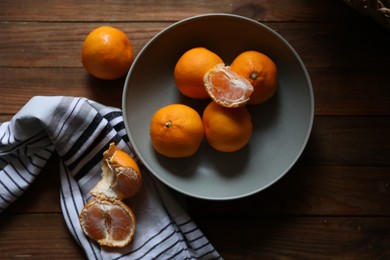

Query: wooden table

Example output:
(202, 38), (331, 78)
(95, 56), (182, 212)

(1, 0), (389, 258)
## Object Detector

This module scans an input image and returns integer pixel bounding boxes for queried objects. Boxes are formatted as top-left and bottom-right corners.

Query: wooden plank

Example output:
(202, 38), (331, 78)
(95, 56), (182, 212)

(1, 93), (389, 167)
(0, 0), (358, 22)
(0, 213), (84, 259)
(0, 22), (162, 68)
(303, 116), (390, 166)
(195, 217), (390, 259)
(1, 21), (389, 69)
(5, 159), (390, 216)
(0, 115), (12, 122)
(278, 22), (390, 70)
(188, 164), (390, 217)
(1, 66), (389, 116)
(1, 22), (389, 116)
(310, 67), (390, 115)
(0, 214), (388, 259)
(0, 67), (124, 115)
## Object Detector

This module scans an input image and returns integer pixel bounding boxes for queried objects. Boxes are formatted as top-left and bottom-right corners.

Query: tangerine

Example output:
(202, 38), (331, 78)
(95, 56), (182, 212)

(150, 104), (204, 158)
(202, 101), (253, 152)
(230, 50), (278, 105)
(79, 198), (136, 248)
(109, 146), (140, 174)
(91, 143), (142, 200)
(204, 63), (254, 107)
(81, 26), (134, 80)
(174, 47), (224, 99)
(80, 143), (140, 248)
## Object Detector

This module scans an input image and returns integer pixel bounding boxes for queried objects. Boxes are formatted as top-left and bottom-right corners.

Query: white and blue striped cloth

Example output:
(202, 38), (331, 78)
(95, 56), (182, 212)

(0, 96), (222, 260)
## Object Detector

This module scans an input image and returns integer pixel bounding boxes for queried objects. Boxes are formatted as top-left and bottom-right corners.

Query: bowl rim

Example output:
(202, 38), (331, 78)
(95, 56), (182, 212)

(122, 13), (314, 200)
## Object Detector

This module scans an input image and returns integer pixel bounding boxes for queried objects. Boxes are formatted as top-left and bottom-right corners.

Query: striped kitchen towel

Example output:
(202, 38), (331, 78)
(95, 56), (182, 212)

(0, 96), (222, 260)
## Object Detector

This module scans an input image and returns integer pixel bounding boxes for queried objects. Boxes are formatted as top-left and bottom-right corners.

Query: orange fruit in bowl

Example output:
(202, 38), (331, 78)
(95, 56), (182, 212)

(150, 104), (204, 158)
(79, 198), (136, 248)
(202, 101), (253, 152)
(174, 47), (224, 99)
(230, 50), (278, 105)
(81, 26), (134, 80)
(91, 143), (142, 200)
(204, 63), (254, 107)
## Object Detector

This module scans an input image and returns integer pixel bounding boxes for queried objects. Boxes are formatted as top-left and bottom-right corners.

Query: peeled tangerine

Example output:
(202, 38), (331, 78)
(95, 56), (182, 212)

(79, 199), (136, 248)
(90, 143), (142, 200)
(79, 143), (142, 248)
(204, 63), (254, 108)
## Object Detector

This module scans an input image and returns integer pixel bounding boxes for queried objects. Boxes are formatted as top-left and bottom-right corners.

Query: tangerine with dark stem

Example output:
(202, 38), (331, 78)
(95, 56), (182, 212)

(230, 50), (278, 105)
(150, 104), (204, 158)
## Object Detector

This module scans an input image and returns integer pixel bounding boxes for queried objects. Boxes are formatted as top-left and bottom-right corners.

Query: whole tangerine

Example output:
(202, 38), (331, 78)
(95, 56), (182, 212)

(230, 50), (278, 105)
(150, 104), (204, 158)
(174, 47), (224, 99)
(202, 101), (253, 152)
(81, 26), (134, 80)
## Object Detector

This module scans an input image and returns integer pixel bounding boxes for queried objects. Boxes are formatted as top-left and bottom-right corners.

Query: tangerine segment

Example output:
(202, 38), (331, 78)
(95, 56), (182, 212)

(230, 50), (278, 105)
(174, 47), (224, 99)
(150, 104), (204, 158)
(80, 199), (136, 248)
(204, 64), (254, 108)
(202, 101), (253, 152)
(90, 143), (142, 200)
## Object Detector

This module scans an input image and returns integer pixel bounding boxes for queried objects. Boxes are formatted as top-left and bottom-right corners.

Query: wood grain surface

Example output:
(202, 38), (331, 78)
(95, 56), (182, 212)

(1, 0), (389, 258)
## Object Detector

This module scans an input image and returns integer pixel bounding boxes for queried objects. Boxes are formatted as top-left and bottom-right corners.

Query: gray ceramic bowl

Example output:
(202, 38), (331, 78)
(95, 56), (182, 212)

(123, 13), (314, 200)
